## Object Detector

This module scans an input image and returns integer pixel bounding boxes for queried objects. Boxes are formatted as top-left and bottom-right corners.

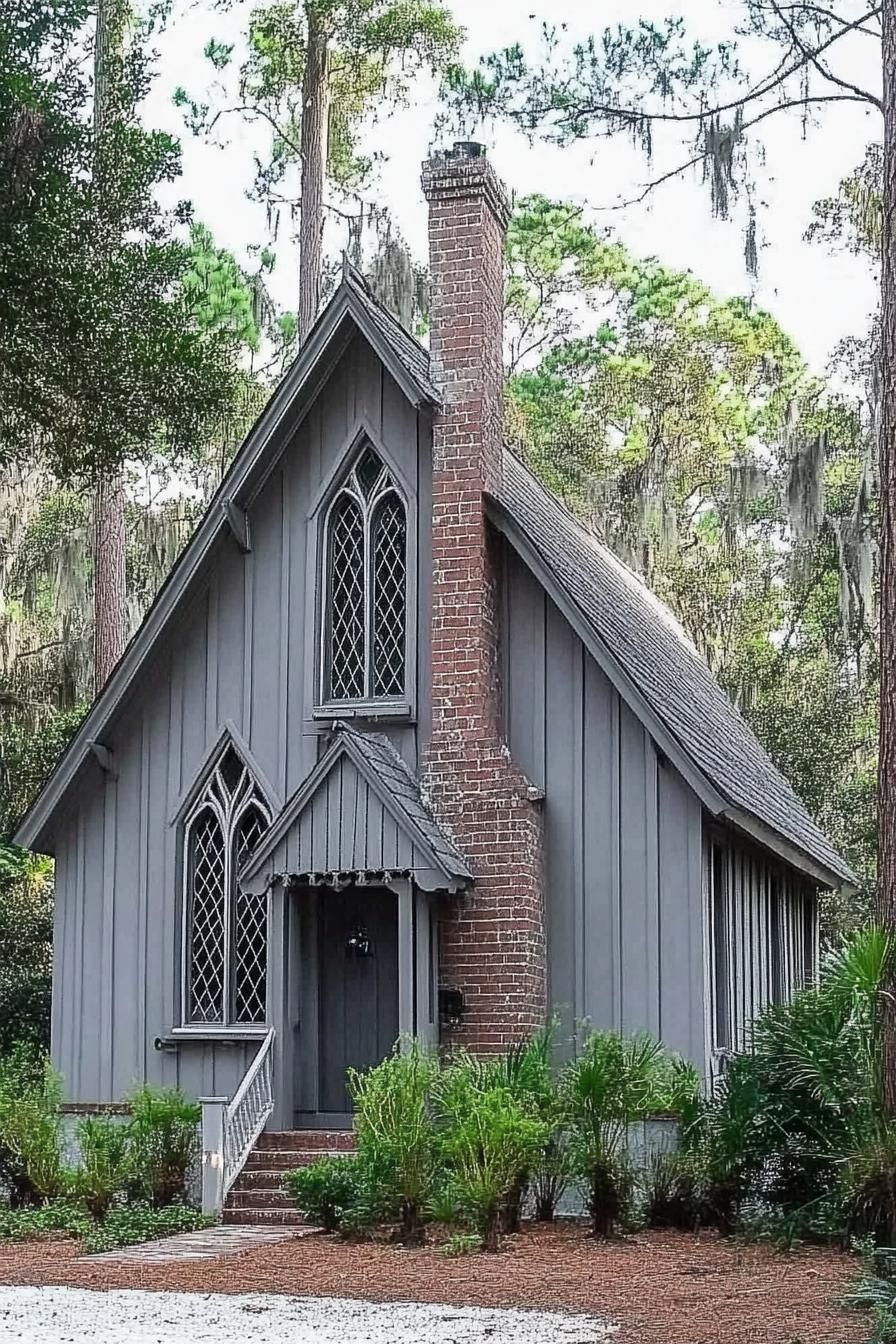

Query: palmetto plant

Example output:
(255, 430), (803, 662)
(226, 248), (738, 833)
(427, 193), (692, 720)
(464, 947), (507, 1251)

(75, 1117), (131, 1221)
(436, 1066), (548, 1252)
(561, 1030), (682, 1238)
(348, 1040), (440, 1246)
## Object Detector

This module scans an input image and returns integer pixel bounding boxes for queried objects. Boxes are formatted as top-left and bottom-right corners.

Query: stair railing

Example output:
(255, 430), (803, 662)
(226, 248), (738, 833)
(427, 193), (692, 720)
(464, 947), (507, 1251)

(200, 1027), (275, 1216)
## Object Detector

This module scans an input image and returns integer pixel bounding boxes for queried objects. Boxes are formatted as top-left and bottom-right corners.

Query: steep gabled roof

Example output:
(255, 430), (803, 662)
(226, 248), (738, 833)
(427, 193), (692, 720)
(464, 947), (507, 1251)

(491, 451), (855, 889)
(13, 268), (438, 854)
(240, 723), (470, 894)
(15, 267), (853, 891)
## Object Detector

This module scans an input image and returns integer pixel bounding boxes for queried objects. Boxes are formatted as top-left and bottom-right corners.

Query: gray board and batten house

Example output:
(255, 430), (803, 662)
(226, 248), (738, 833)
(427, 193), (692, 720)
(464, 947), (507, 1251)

(15, 145), (853, 1216)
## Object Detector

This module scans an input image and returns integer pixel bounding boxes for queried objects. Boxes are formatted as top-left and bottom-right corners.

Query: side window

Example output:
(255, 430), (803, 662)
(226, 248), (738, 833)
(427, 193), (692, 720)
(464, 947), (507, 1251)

(321, 444), (407, 704)
(183, 745), (271, 1026)
(711, 842), (730, 1052)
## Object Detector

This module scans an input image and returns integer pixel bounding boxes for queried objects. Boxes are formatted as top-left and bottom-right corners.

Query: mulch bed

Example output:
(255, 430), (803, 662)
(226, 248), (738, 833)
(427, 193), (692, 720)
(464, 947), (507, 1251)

(0, 1222), (866, 1344)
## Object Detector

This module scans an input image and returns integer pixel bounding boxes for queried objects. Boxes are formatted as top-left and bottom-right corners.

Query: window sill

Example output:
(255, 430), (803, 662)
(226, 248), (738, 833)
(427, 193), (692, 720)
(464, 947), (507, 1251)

(313, 701), (412, 722)
(165, 1026), (269, 1044)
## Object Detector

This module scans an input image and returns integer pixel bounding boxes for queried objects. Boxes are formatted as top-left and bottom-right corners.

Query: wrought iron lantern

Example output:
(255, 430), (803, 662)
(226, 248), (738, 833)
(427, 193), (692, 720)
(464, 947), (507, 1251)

(345, 925), (373, 958)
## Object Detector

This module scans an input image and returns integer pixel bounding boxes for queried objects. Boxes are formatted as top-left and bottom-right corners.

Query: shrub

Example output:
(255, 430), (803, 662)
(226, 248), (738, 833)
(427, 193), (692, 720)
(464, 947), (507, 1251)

(0, 1054), (65, 1202)
(0, 1046), (47, 1206)
(845, 1245), (896, 1344)
(437, 1066), (547, 1252)
(530, 1132), (572, 1223)
(643, 1149), (707, 1231)
(0, 849), (53, 1055)
(125, 1085), (199, 1207)
(843, 1123), (896, 1246)
(82, 1202), (210, 1255)
(74, 1117), (131, 1220)
(348, 1041), (440, 1246)
(285, 1155), (362, 1233)
(561, 1030), (680, 1238)
(0, 1201), (90, 1243)
(683, 926), (889, 1241)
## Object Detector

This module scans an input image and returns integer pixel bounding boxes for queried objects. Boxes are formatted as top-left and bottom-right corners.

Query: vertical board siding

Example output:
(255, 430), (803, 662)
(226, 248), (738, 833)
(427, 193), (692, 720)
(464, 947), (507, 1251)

(49, 336), (428, 1104)
(503, 544), (708, 1074)
(705, 831), (819, 1081)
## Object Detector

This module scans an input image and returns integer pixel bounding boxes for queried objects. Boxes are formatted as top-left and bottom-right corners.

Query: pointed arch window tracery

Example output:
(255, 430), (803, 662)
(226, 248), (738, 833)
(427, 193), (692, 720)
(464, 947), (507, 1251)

(322, 444), (407, 703)
(183, 745), (271, 1026)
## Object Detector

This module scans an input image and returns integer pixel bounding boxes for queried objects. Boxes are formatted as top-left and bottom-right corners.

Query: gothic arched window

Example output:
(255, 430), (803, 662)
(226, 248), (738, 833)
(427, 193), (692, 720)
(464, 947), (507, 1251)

(183, 745), (271, 1025)
(323, 444), (407, 702)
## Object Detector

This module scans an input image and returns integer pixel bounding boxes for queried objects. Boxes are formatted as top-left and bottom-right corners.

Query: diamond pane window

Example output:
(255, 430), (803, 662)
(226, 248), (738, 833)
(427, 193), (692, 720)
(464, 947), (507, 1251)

(184, 748), (271, 1026)
(323, 444), (407, 703)
(372, 493), (406, 697)
(328, 495), (365, 700)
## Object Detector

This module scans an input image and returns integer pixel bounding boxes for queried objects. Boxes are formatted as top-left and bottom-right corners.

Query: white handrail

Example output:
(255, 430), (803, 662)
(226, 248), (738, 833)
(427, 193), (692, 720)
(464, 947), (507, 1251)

(223, 1026), (276, 1198)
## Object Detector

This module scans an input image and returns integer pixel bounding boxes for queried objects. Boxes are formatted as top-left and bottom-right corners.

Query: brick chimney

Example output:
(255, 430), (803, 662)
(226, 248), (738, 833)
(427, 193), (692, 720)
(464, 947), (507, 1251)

(421, 143), (546, 1052)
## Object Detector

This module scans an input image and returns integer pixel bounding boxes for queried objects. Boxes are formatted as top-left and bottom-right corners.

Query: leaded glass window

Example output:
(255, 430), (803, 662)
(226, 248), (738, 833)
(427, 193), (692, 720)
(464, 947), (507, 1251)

(184, 746), (271, 1026)
(323, 445), (407, 703)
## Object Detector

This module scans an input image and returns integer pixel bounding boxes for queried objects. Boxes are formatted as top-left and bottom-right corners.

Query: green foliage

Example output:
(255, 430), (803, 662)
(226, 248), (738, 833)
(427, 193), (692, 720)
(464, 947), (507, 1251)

(74, 1118), (131, 1221)
(285, 1155), (362, 1233)
(676, 926), (890, 1241)
(0, 1054), (65, 1202)
(125, 1085), (200, 1207)
(561, 1031), (688, 1238)
(502, 194), (876, 910)
(0, 1200), (91, 1243)
(0, 850), (53, 1053)
(0, 0), (247, 479)
(436, 1061), (548, 1252)
(81, 1201), (210, 1254)
(348, 1040), (441, 1245)
(846, 1247), (896, 1344)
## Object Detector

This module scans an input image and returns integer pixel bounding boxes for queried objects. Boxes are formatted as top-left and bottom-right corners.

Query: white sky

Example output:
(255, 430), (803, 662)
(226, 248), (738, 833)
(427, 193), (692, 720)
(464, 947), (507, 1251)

(146, 0), (882, 378)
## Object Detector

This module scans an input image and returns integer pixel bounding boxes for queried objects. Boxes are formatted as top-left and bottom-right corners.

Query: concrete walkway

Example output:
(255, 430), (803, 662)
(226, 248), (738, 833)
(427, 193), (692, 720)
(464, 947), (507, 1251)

(0, 1286), (617, 1342)
(88, 1224), (310, 1263)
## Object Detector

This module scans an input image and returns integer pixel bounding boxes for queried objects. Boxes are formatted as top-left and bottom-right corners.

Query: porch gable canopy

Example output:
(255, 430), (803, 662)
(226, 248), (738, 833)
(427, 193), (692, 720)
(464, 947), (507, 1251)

(240, 724), (471, 897)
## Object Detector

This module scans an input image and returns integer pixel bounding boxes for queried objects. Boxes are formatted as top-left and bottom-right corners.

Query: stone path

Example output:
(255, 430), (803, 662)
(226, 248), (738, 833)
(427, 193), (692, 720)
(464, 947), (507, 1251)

(0, 1286), (616, 1342)
(88, 1224), (311, 1263)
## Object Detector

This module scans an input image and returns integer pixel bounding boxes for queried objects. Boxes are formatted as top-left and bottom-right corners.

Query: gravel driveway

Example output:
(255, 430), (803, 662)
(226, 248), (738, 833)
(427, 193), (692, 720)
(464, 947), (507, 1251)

(0, 1286), (616, 1343)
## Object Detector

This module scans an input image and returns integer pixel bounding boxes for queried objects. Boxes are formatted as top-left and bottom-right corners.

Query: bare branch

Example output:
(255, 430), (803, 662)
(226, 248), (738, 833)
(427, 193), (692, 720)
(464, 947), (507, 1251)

(767, 0), (881, 108)
(594, 92), (878, 212)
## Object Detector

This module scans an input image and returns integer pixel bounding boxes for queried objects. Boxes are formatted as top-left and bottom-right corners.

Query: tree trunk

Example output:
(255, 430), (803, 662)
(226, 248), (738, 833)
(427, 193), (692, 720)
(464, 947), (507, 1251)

(879, 0), (896, 1120)
(92, 0), (127, 693)
(93, 475), (127, 689)
(298, 3), (329, 345)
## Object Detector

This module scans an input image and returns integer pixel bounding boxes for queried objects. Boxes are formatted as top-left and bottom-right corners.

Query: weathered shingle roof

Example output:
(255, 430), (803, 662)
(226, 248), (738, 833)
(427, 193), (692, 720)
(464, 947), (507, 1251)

(497, 450), (854, 886)
(343, 264), (439, 405)
(339, 725), (471, 881)
(240, 723), (471, 894)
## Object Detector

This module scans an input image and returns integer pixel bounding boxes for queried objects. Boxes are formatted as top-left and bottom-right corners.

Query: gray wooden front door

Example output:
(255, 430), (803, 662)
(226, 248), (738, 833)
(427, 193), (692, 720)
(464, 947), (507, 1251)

(316, 886), (399, 1116)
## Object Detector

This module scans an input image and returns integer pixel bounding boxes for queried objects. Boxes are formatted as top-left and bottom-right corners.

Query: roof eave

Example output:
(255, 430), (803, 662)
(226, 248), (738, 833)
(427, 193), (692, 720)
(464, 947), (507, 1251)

(722, 806), (857, 892)
(14, 283), (434, 854)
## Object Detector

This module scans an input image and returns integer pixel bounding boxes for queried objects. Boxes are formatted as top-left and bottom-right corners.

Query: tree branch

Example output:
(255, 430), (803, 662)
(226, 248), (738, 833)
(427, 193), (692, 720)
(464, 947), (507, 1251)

(767, 0), (881, 109)
(521, 6), (881, 132)
(595, 92), (878, 212)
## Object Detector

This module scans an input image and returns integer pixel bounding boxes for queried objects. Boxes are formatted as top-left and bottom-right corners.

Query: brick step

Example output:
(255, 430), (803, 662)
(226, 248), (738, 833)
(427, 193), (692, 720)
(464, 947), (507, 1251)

(230, 1167), (293, 1193)
(223, 1205), (306, 1228)
(255, 1130), (356, 1152)
(244, 1148), (351, 1172)
(226, 1188), (295, 1211)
